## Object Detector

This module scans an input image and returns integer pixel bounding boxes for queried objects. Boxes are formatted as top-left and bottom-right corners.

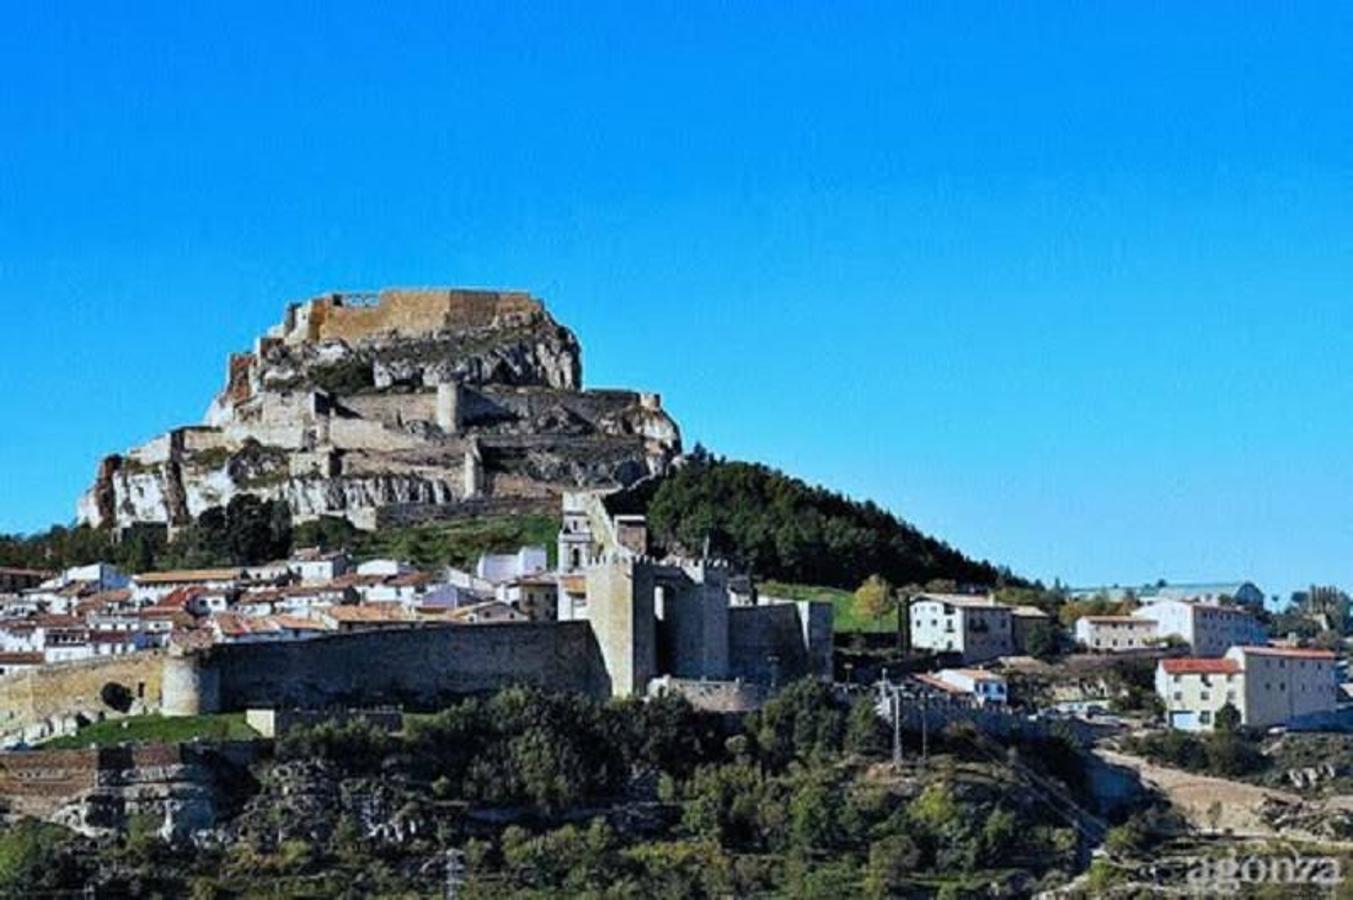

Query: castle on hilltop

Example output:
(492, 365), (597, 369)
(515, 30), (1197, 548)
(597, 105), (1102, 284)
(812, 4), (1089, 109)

(79, 287), (680, 532)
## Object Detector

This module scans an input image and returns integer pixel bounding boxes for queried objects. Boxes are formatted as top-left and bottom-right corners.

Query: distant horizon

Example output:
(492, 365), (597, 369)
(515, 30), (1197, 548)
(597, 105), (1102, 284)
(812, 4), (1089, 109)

(3, 4), (1350, 604)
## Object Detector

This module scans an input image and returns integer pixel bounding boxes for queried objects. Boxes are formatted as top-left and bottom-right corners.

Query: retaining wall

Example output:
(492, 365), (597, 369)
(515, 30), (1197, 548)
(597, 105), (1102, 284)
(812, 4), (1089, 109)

(167, 621), (610, 714)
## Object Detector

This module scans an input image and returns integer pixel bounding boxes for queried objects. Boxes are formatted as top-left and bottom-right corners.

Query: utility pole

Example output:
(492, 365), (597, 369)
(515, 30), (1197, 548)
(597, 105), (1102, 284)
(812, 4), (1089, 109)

(881, 669), (902, 769)
(892, 686), (903, 768)
(920, 691), (929, 763)
(445, 847), (465, 900)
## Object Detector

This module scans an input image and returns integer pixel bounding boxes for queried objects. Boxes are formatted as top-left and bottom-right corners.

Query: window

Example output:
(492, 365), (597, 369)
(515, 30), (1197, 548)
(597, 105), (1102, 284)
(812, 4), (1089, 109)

(1172, 691), (1182, 701)
(1200, 711), (1212, 724)
(1200, 691), (1210, 701)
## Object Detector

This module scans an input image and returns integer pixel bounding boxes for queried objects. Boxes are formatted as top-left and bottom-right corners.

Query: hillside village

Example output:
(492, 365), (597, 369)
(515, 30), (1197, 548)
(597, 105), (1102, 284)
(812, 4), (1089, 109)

(3, 289), (1353, 896)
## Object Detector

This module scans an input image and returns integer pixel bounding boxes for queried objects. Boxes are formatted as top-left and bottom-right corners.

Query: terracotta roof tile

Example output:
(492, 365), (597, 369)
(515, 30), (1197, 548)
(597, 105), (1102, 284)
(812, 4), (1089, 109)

(1161, 658), (1242, 675)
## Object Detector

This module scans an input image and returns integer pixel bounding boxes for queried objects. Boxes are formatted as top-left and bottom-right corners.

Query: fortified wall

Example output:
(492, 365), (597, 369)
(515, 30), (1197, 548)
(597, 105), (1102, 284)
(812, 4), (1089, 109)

(728, 602), (834, 685)
(280, 289), (543, 346)
(163, 621), (610, 715)
(0, 654), (164, 746)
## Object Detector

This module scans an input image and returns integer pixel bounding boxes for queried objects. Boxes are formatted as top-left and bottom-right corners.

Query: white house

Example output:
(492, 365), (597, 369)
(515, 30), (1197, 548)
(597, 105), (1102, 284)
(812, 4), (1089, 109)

(1075, 615), (1159, 652)
(45, 563), (130, 593)
(909, 594), (1014, 663)
(1133, 599), (1266, 657)
(1157, 646), (1339, 731)
(918, 668), (1009, 706)
(365, 572), (446, 606)
(497, 575), (560, 621)
(132, 569), (245, 605)
(288, 549), (352, 585)
(449, 600), (528, 624)
(475, 546), (549, 585)
(356, 558), (416, 578)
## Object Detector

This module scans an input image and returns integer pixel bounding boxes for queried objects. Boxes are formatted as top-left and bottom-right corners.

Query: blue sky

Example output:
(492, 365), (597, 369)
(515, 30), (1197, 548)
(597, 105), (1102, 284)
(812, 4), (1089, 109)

(1, 3), (1350, 600)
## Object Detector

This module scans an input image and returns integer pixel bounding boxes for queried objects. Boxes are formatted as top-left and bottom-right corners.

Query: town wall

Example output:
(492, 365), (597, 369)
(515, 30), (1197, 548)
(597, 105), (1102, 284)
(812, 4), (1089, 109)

(165, 622), (610, 714)
(728, 604), (828, 685)
(0, 654), (165, 745)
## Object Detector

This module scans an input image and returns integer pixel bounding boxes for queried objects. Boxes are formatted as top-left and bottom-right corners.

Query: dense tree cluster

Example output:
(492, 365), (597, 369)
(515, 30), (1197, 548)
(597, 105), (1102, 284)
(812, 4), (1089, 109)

(1125, 721), (1266, 779)
(0, 496), (290, 574)
(644, 452), (1018, 590)
(1, 682), (1096, 897)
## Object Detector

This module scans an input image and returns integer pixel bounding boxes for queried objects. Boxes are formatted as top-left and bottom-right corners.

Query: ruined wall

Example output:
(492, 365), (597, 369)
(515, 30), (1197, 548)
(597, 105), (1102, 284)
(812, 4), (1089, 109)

(0, 654), (165, 744)
(300, 290), (542, 345)
(166, 622), (610, 714)
(0, 742), (266, 836)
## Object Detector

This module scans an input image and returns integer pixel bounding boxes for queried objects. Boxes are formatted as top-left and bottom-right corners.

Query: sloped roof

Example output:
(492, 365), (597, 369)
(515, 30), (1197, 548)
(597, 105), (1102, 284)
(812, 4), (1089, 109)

(1161, 658), (1242, 675)
(1233, 646), (1336, 660)
(135, 568), (243, 585)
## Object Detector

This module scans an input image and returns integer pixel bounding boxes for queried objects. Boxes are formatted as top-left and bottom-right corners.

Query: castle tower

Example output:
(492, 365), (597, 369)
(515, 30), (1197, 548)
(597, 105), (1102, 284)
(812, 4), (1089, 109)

(436, 380), (462, 434)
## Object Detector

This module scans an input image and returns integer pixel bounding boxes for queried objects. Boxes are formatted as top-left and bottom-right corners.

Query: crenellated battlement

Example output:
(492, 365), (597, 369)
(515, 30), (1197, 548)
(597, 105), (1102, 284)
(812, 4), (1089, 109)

(276, 287), (544, 346)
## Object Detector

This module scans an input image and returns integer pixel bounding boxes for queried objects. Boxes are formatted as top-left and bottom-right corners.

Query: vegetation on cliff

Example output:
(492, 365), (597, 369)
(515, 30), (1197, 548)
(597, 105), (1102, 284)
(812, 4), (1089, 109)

(0, 508), (559, 575)
(0, 682), (1099, 898)
(643, 451), (1021, 591)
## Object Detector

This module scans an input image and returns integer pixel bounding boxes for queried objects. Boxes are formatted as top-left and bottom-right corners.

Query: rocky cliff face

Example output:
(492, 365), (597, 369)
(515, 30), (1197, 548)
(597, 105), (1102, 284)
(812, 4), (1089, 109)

(80, 288), (681, 531)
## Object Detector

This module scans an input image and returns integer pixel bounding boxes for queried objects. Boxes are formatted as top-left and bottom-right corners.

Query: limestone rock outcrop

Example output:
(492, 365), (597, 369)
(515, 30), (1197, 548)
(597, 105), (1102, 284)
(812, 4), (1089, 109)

(79, 288), (681, 531)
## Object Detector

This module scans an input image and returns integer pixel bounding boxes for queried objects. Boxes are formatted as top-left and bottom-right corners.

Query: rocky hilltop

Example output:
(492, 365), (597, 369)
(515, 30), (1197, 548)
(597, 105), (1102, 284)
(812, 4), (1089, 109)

(79, 288), (681, 531)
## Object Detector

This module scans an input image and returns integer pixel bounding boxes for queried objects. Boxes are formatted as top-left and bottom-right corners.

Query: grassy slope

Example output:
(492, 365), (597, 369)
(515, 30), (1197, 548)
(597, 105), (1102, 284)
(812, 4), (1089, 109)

(351, 514), (560, 571)
(759, 580), (897, 634)
(41, 714), (258, 749)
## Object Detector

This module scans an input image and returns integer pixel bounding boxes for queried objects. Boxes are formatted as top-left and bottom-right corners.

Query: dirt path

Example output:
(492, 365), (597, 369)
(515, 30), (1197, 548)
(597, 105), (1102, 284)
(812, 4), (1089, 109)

(1094, 748), (1302, 836)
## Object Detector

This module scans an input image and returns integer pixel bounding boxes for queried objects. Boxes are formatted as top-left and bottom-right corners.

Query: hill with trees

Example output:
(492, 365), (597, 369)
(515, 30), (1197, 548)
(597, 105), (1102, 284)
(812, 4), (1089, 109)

(642, 451), (1021, 591)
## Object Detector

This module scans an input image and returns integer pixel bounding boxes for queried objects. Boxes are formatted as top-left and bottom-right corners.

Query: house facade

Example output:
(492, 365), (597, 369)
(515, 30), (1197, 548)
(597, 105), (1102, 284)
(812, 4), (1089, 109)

(1074, 615), (1158, 652)
(920, 668), (1009, 706)
(909, 594), (1013, 663)
(1156, 646), (1338, 731)
(1133, 599), (1266, 657)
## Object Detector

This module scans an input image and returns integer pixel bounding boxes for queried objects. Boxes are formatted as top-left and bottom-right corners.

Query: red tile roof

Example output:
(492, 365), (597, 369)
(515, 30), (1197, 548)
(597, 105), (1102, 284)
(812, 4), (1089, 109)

(1161, 658), (1242, 675)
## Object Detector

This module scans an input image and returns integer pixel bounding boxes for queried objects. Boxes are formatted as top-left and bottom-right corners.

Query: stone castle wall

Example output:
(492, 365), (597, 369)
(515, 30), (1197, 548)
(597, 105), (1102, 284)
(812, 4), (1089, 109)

(293, 290), (542, 345)
(165, 622), (610, 715)
(0, 654), (165, 745)
(728, 603), (829, 685)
